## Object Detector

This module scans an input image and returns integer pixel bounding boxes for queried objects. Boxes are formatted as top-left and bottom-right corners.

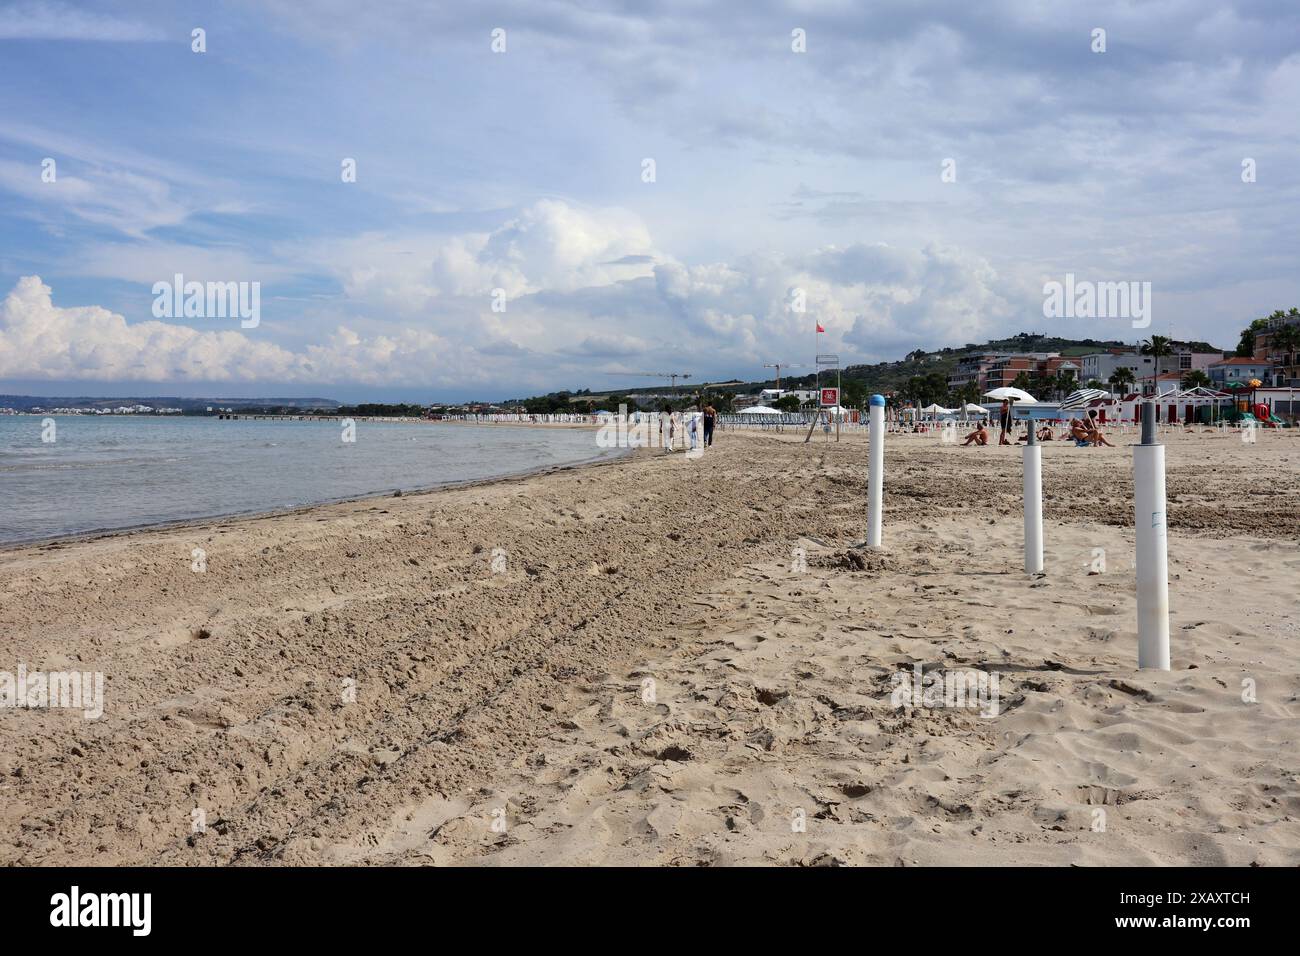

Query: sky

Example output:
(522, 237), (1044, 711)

(1, 0), (1298, 402)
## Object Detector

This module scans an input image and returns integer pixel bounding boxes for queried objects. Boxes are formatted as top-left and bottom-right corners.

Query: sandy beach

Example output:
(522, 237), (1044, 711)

(2, 425), (1298, 866)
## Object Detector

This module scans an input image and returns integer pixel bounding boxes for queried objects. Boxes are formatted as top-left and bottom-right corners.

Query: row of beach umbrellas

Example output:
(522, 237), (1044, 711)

(736, 387), (1111, 418)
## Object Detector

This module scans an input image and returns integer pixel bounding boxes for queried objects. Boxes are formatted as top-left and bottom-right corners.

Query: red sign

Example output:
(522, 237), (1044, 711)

(820, 387), (839, 407)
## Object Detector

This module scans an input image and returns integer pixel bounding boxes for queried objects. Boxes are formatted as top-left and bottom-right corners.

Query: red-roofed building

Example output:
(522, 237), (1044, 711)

(1208, 356), (1275, 385)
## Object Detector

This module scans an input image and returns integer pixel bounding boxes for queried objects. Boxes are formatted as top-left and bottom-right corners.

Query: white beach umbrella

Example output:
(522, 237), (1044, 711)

(983, 387), (1038, 403)
(739, 405), (780, 414)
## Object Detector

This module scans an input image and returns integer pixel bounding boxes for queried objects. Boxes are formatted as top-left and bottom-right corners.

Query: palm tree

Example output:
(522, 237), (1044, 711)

(1181, 369), (1211, 390)
(1140, 335), (1174, 393)
(1051, 370), (1078, 400)
(1108, 366), (1137, 395)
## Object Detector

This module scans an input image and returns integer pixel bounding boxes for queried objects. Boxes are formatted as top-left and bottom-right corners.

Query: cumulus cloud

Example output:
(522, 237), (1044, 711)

(0, 199), (1037, 389)
(0, 276), (465, 386)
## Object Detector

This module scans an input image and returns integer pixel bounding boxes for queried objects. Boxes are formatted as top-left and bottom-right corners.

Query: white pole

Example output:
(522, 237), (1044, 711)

(1023, 428), (1043, 574)
(867, 394), (885, 548)
(1134, 405), (1170, 670)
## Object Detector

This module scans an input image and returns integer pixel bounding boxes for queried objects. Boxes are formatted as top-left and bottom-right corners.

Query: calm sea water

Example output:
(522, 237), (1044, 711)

(0, 416), (618, 545)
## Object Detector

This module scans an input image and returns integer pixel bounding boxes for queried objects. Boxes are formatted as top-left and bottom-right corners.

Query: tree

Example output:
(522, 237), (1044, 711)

(951, 381), (981, 410)
(1108, 366), (1137, 394)
(897, 371), (949, 407)
(1237, 317), (1269, 357)
(775, 394), (801, 412)
(1011, 372), (1033, 392)
(1046, 370), (1077, 400)
(1271, 321), (1300, 381)
(1140, 336), (1173, 392)
(840, 378), (867, 409)
(1180, 369), (1211, 390)
(711, 392), (736, 413)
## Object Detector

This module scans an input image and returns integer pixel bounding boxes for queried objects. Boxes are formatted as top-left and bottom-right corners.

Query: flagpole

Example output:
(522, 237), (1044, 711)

(814, 321), (820, 399)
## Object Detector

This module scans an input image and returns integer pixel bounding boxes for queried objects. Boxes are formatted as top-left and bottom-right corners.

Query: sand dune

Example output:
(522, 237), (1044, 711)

(2, 425), (1297, 865)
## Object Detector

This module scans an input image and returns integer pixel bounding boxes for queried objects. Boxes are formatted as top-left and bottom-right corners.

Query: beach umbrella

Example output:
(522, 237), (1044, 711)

(739, 405), (780, 414)
(985, 387), (1037, 435)
(983, 387), (1037, 403)
(1060, 388), (1108, 411)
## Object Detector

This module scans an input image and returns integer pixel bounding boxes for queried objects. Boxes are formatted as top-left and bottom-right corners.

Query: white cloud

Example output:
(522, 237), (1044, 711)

(0, 196), (1044, 389)
(0, 276), (467, 386)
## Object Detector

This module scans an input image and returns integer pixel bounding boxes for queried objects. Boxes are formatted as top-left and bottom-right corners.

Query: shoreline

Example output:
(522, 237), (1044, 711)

(0, 442), (630, 553)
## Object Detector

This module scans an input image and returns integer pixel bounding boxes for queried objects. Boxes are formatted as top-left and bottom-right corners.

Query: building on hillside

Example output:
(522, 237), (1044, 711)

(1208, 356), (1276, 385)
(982, 353), (1077, 390)
(947, 352), (1012, 393)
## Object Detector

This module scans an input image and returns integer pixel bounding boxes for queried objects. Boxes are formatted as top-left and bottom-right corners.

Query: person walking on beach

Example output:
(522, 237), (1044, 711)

(998, 400), (1013, 445)
(702, 403), (716, 447)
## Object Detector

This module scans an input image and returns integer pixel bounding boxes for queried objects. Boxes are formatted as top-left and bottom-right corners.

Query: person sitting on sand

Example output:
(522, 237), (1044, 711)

(1068, 415), (1114, 447)
(1083, 411), (1115, 446)
(1037, 425), (1055, 441)
(962, 420), (989, 445)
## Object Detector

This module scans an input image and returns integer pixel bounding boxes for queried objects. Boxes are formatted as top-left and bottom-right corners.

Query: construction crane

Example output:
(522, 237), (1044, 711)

(611, 371), (693, 395)
(761, 362), (810, 392)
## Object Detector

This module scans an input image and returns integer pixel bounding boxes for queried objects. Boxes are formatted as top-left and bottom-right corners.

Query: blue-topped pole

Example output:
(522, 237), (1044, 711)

(867, 394), (886, 548)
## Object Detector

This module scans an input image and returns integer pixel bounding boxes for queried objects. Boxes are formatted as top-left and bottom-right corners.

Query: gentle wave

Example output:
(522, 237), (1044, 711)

(0, 416), (616, 544)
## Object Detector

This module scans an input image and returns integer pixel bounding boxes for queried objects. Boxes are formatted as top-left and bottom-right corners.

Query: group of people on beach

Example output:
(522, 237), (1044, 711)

(658, 403), (717, 453)
(961, 400), (1114, 447)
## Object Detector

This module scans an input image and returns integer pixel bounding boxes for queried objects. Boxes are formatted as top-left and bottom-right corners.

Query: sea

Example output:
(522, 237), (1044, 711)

(0, 416), (619, 545)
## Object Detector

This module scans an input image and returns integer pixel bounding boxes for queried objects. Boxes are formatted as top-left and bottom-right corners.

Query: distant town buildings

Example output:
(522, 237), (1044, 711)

(0, 405), (184, 415)
(951, 343), (1259, 396)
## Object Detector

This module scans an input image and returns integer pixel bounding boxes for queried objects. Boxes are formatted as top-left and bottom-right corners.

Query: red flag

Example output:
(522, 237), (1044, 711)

(816, 323), (825, 333)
